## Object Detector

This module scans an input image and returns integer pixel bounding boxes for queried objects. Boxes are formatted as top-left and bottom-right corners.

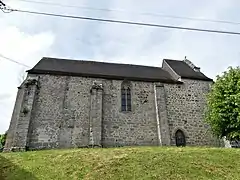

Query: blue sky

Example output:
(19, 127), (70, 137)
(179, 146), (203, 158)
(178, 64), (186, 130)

(0, 0), (240, 133)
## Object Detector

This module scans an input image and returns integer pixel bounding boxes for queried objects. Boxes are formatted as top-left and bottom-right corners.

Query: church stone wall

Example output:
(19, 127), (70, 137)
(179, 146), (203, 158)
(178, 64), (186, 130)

(26, 74), (159, 150)
(5, 73), (221, 151)
(28, 75), (69, 149)
(28, 75), (98, 149)
(102, 80), (158, 147)
(164, 79), (220, 146)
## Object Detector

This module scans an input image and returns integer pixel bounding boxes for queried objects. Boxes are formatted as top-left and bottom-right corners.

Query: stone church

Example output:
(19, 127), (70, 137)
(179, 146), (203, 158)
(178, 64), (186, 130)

(4, 57), (220, 151)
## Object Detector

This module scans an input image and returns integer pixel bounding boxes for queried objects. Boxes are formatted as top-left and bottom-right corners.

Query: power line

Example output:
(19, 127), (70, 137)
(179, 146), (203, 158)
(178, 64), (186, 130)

(17, 0), (240, 25)
(3, 8), (240, 36)
(0, 0), (13, 13)
(0, 53), (30, 68)
(0, 0), (5, 6)
(0, 0), (6, 12)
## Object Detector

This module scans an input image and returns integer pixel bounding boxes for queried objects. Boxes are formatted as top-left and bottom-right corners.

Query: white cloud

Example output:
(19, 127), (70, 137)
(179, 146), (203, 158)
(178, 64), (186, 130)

(91, 0), (240, 78)
(0, 25), (55, 133)
(0, 0), (240, 134)
(0, 26), (54, 64)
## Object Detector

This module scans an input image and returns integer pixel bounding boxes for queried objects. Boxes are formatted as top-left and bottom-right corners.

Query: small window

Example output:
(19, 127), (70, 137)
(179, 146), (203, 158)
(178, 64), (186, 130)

(121, 82), (132, 112)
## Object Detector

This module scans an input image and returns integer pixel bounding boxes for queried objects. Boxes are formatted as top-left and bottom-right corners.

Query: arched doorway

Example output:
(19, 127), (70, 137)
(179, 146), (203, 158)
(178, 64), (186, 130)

(175, 130), (186, 147)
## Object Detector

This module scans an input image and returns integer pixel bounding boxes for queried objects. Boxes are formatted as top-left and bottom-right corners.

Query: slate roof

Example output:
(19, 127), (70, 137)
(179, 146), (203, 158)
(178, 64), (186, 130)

(164, 59), (213, 81)
(27, 57), (181, 83)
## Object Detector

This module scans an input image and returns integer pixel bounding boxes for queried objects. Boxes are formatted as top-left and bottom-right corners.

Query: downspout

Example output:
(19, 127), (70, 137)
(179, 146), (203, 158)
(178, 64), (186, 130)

(154, 83), (162, 146)
(89, 88), (95, 147)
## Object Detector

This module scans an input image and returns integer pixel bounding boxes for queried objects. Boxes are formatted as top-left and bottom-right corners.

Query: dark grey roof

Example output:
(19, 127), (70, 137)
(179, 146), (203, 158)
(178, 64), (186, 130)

(164, 59), (213, 81)
(27, 57), (181, 83)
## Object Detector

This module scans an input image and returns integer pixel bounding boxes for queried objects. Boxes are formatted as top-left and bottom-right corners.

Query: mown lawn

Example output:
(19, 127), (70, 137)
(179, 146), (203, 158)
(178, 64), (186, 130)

(0, 147), (240, 180)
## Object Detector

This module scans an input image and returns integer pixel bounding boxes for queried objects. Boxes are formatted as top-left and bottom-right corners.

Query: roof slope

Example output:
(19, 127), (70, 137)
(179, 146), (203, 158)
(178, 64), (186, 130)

(164, 59), (212, 81)
(27, 57), (180, 83)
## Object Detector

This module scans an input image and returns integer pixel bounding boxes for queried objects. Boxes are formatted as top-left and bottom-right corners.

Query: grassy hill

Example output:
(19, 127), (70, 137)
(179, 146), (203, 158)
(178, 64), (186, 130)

(1, 147), (240, 180)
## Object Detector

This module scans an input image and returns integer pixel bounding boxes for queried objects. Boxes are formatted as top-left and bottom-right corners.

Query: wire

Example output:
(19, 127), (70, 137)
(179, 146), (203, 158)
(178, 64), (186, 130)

(4, 8), (240, 36)
(0, 0), (13, 13)
(0, 0), (5, 6)
(0, 53), (30, 68)
(17, 0), (240, 25)
(1, 7), (13, 13)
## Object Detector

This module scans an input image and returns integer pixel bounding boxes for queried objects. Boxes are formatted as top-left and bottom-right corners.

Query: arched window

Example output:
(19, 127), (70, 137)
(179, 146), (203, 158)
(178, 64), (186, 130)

(175, 130), (186, 147)
(121, 81), (131, 112)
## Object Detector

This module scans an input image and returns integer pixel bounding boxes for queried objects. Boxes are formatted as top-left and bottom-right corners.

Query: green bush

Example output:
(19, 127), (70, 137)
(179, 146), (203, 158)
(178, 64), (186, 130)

(0, 133), (7, 152)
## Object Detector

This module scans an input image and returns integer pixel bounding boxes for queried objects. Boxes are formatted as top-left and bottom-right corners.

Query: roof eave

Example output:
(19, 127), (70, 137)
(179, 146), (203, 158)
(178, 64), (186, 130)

(181, 76), (213, 82)
(28, 70), (183, 84)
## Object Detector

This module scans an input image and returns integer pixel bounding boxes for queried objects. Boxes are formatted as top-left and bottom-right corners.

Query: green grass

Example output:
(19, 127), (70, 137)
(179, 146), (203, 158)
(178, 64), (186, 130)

(1, 147), (240, 180)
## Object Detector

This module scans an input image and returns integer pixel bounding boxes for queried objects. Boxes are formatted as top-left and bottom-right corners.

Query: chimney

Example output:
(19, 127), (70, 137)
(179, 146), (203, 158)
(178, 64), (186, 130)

(183, 56), (201, 72)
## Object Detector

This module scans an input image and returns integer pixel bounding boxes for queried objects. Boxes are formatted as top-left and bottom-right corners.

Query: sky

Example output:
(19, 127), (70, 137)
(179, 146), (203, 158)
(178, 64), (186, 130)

(0, 0), (240, 133)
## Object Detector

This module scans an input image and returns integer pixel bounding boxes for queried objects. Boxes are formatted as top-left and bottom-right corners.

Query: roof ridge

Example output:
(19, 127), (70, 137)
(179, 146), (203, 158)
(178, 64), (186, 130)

(163, 59), (184, 62)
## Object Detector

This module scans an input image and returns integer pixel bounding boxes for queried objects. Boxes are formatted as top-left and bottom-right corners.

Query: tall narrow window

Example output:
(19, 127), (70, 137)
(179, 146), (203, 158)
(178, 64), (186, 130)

(121, 82), (131, 111)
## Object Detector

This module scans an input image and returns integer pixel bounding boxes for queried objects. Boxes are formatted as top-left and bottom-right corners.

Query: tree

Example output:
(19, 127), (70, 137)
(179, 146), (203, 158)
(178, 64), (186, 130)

(206, 66), (240, 140)
(0, 133), (7, 151)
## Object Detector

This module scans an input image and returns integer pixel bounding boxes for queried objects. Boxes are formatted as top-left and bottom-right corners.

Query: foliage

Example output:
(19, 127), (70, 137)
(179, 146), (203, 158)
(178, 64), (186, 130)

(206, 66), (240, 140)
(1, 147), (240, 179)
(0, 133), (7, 151)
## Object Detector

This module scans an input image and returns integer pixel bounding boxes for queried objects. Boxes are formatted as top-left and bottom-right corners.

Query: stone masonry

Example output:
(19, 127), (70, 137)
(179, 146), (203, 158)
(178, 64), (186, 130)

(4, 58), (222, 151)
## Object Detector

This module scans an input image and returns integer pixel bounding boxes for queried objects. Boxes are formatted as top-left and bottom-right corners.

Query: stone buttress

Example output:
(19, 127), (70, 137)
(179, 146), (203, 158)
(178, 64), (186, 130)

(4, 76), (39, 151)
(89, 81), (103, 147)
